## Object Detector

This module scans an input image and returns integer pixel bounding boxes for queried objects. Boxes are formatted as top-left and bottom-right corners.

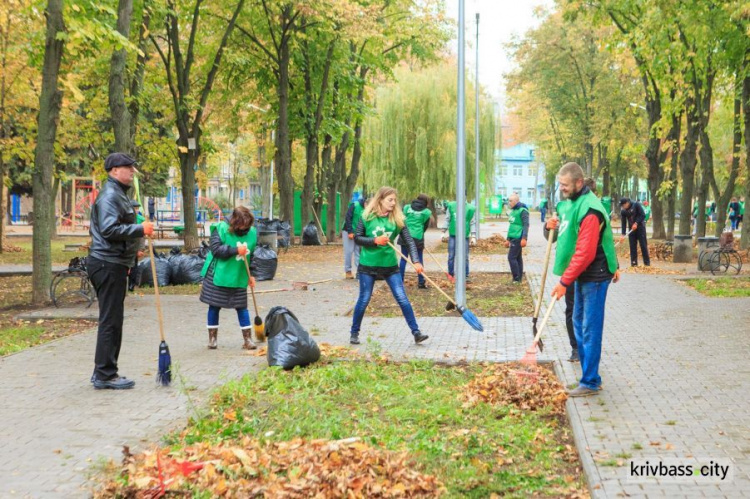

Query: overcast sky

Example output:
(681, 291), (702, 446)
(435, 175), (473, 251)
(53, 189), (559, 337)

(445, 0), (555, 111)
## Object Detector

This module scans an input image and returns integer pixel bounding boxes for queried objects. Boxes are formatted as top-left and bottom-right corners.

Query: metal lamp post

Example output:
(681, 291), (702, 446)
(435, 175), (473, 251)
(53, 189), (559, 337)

(474, 12), (480, 240)
(455, 0), (467, 307)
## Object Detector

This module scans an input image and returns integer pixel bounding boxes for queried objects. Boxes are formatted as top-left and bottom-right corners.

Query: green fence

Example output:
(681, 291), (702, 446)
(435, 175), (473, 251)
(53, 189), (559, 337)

(293, 191), (341, 237)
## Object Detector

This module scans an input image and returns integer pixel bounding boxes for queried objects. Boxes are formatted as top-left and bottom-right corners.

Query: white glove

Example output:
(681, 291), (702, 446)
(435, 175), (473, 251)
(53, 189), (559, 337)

(470, 237), (477, 246)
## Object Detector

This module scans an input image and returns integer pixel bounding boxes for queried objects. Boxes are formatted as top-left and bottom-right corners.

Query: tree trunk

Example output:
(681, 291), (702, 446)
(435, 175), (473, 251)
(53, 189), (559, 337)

(179, 147), (199, 250)
(257, 131), (270, 217)
(32, 0), (65, 304)
(109, 0), (134, 155)
(128, 1), (151, 148)
(301, 137), (317, 227)
(275, 39), (294, 234)
(742, 67), (750, 249)
(679, 100), (699, 236)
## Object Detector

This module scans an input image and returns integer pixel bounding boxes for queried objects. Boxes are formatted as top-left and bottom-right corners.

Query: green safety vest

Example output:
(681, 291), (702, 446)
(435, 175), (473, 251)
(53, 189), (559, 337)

(644, 206), (651, 222)
(447, 201), (476, 238)
(507, 205), (528, 240)
(601, 196), (612, 216)
(359, 215), (400, 267)
(554, 191), (617, 276)
(201, 221), (257, 288)
(539, 199), (548, 211)
(351, 202), (364, 232)
(136, 213), (145, 224)
(404, 205), (432, 240)
(741, 202), (745, 216)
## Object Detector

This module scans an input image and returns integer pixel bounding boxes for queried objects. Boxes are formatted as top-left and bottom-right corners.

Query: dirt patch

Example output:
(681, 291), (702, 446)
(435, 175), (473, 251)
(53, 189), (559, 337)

(363, 272), (534, 318)
(431, 233), (509, 255)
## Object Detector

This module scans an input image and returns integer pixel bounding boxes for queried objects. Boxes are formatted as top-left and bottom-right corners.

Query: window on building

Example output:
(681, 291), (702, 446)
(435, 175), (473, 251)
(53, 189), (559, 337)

(499, 187), (507, 196)
(527, 188), (535, 200)
(529, 165), (537, 177)
(513, 165), (523, 176)
(499, 166), (508, 176)
(513, 188), (522, 197)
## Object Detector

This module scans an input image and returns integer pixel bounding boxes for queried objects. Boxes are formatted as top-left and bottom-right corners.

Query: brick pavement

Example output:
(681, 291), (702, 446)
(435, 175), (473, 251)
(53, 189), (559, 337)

(0, 216), (748, 497)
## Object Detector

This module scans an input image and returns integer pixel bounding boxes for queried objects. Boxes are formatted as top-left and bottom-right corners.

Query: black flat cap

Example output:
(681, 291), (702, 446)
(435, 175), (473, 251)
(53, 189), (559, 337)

(130, 200), (141, 207)
(619, 197), (630, 206)
(104, 152), (137, 171)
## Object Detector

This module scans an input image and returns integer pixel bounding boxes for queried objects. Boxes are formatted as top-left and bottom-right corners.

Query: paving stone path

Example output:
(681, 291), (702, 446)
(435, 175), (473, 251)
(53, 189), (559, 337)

(0, 217), (748, 497)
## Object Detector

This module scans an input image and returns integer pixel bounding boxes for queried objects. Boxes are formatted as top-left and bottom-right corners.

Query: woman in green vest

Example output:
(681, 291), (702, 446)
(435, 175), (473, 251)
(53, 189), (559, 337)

(350, 186), (428, 346)
(399, 193), (432, 288)
(199, 206), (257, 350)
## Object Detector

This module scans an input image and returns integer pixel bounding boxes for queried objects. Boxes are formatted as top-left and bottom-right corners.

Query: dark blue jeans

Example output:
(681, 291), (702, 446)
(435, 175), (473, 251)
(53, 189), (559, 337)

(541, 209), (546, 223)
(350, 272), (420, 336)
(207, 305), (250, 329)
(399, 244), (425, 286)
(572, 280), (611, 390)
(447, 236), (470, 278)
(507, 238), (523, 282)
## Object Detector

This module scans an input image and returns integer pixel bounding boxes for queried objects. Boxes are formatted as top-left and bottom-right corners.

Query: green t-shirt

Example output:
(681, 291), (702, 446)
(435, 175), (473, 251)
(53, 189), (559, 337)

(358, 215), (400, 267)
(553, 191), (617, 277)
(404, 205), (432, 240)
(507, 205), (529, 240)
(201, 221), (257, 288)
(447, 201), (476, 238)
(740, 202), (745, 216)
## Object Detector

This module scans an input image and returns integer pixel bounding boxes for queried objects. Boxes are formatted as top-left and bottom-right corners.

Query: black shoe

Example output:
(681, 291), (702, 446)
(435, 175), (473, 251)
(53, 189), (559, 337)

(93, 376), (135, 390)
(350, 335), (360, 345)
(568, 349), (580, 363)
(413, 331), (429, 344)
(418, 282), (427, 289)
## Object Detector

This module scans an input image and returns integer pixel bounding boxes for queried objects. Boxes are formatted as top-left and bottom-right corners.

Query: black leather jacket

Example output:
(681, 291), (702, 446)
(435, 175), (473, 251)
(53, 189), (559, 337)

(89, 176), (145, 267)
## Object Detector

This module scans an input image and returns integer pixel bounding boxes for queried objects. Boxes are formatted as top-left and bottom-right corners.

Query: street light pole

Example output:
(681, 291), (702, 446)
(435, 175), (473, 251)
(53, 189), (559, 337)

(474, 12), (480, 240)
(455, 0), (467, 307)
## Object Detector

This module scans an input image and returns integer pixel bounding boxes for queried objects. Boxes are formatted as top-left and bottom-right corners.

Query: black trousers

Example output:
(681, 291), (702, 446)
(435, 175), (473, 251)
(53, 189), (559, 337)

(507, 238), (524, 282)
(87, 257), (129, 380)
(564, 284), (577, 349)
(628, 225), (651, 266)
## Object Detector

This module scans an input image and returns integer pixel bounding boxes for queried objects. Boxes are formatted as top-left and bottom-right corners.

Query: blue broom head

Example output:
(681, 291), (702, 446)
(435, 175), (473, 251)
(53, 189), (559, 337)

(457, 305), (484, 332)
(157, 340), (172, 386)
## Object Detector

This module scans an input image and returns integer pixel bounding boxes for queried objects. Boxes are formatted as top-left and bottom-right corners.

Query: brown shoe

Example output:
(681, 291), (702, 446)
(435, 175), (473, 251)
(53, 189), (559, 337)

(345, 271), (354, 279)
(242, 329), (257, 350)
(208, 328), (218, 349)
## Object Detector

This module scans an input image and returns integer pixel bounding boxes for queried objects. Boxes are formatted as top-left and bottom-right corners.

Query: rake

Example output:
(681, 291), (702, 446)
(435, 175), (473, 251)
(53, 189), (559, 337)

(388, 242), (483, 332)
(423, 245), (455, 284)
(531, 228), (555, 352)
(513, 296), (557, 383)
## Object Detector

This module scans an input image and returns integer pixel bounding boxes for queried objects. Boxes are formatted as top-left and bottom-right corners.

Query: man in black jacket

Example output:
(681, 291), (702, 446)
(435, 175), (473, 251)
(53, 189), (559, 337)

(88, 153), (154, 389)
(620, 197), (650, 266)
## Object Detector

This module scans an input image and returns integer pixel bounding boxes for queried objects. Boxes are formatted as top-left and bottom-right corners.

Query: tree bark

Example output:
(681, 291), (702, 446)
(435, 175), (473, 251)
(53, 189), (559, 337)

(275, 33), (294, 235)
(741, 66), (750, 249)
(109, 0), (134, 155)
(32, 0), (65, 304)
(679, 98), (700, 237)
(666, 112), (681, 240)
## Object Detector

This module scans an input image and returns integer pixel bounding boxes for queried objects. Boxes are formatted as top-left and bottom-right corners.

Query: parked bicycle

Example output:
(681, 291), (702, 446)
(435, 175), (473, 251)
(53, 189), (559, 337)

(50, 257), (96, 308)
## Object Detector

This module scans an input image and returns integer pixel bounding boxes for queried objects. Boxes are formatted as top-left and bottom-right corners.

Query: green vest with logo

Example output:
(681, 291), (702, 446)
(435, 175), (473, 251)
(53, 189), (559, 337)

(507, 205), (528, 240)
(539, 199), (548, 211)
(644, 205), (651, 222)
(404, 205), (432, 240)
(553, 191), (617, 276)
(200, 221), (257, 288)
(359, 215), (400, 267)
(447, 201), (476, 238)
(351, 202), (364, 231)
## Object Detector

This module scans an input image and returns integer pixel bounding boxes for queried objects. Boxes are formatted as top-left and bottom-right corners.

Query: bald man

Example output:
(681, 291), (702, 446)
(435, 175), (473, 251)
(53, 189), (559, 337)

(504, 193), (529, 283)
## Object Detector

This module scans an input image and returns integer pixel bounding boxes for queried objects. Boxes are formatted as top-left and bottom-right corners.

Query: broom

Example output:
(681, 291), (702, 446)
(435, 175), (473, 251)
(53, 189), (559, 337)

(147, 237), (171, 386)
(389, 242), (483, 332)
(531, 227), (555, 352)
(242, 255), (265, 342)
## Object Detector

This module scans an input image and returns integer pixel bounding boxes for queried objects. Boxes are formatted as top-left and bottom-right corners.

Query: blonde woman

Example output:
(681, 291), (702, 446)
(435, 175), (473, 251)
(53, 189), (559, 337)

(350, 187), (429, 345)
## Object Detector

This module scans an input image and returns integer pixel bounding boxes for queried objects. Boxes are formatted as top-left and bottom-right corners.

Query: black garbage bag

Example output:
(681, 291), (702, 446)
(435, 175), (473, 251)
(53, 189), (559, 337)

(251, 244), (277, 281)
(276, 220), (291, 248)
(137, 254), (171, 287)
(265, 306), (320, 370)
(168, 253), (206, 285)
(302, 221), (321, 245)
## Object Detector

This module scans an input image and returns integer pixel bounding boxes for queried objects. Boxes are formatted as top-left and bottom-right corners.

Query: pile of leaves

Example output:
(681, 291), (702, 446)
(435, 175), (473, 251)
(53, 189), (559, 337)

(622, 265), (681, 275)
(473, 233), (508, 252)
(253, 342), (363, 361)
(0, 243), (23, 252)
(732, 240), (750, 263)
(462, 363), (568, 415)
(96, 437), (444, 498)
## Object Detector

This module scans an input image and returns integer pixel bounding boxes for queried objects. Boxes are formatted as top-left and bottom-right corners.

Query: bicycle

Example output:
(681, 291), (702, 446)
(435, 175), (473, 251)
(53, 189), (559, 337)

(50, 257), (96, 308)
(706, 248), (743, 275)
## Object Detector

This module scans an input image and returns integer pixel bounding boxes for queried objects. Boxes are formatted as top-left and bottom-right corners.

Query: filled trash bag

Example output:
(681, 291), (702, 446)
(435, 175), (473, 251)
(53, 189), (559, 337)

(302, 221), (321, 246)
(265, 306), (320, 370)
(136, 254), (171, 287)
(168, 253), (206, 285)
(251, 245), (278, 281)
(276, 220), (292, 248)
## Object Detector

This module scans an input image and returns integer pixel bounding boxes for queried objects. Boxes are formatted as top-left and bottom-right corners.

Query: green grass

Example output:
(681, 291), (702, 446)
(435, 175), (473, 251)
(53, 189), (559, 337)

(684, 277), (750, 297)
(160, 361), (584, 497)
(0, 326), (47, 356)
(1, 237), (89, 265)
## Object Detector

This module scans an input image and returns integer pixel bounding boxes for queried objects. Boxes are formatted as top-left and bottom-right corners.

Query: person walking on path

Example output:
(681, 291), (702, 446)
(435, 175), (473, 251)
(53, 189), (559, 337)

(88, 153), (154, 390)
(546, 162), (620, 397)
(342, 197), (365, 279)
(619, 197), (651, 266)
(642, 200), (651, 225)
(539, 197), (548, 223)
(728, 197), (740, 231)
(350, 186), (429, 346)
(504, 193), (529, 283)
(739, 197), (745, 229)
(443, 200), (476, 280)
(148, 197), (155, 222)
(399, 193), (432, 289)
(199, 206), (258, 350)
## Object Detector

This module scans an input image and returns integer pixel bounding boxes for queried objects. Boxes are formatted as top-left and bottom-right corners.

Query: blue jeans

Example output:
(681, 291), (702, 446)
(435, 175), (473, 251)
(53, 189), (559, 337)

(573, 280), (610, 390)
(350, 272), (420, 336)
(447, 236), (470, 278)
(541, 209), (546, 223)
(207, 305), (250, 329)
(399, 244), (425, 286)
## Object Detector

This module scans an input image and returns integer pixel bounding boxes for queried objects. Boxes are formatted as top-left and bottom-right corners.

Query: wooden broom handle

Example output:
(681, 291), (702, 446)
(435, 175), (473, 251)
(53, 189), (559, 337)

(387, 241), (457, 306)
(533, 297), (557, 344)
(243, 256), (260, 317)
(147, 238), (166, 342)
(423, 244), (451, 276)
(534, 228), (556, 319)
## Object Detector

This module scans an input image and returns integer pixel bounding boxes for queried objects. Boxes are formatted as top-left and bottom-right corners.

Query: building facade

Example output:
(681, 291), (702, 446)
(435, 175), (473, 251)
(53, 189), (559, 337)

(495, 143), (546, 208)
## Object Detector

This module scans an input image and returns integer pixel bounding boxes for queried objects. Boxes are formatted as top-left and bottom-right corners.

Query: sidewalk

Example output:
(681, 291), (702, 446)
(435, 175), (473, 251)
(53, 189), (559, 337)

(0, 217), (748, 497)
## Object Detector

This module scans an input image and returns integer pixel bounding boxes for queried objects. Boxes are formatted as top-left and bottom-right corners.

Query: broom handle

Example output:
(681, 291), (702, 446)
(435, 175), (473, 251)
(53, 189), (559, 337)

(534, 228), (556, 320)
(147, 238), (166, 342)
(532, 296), (557, 344)
(311, 206), (328, 243)
(243, 256), (260, 317)
(423, 245), (451, 277)
(388, 241), (457, 306)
